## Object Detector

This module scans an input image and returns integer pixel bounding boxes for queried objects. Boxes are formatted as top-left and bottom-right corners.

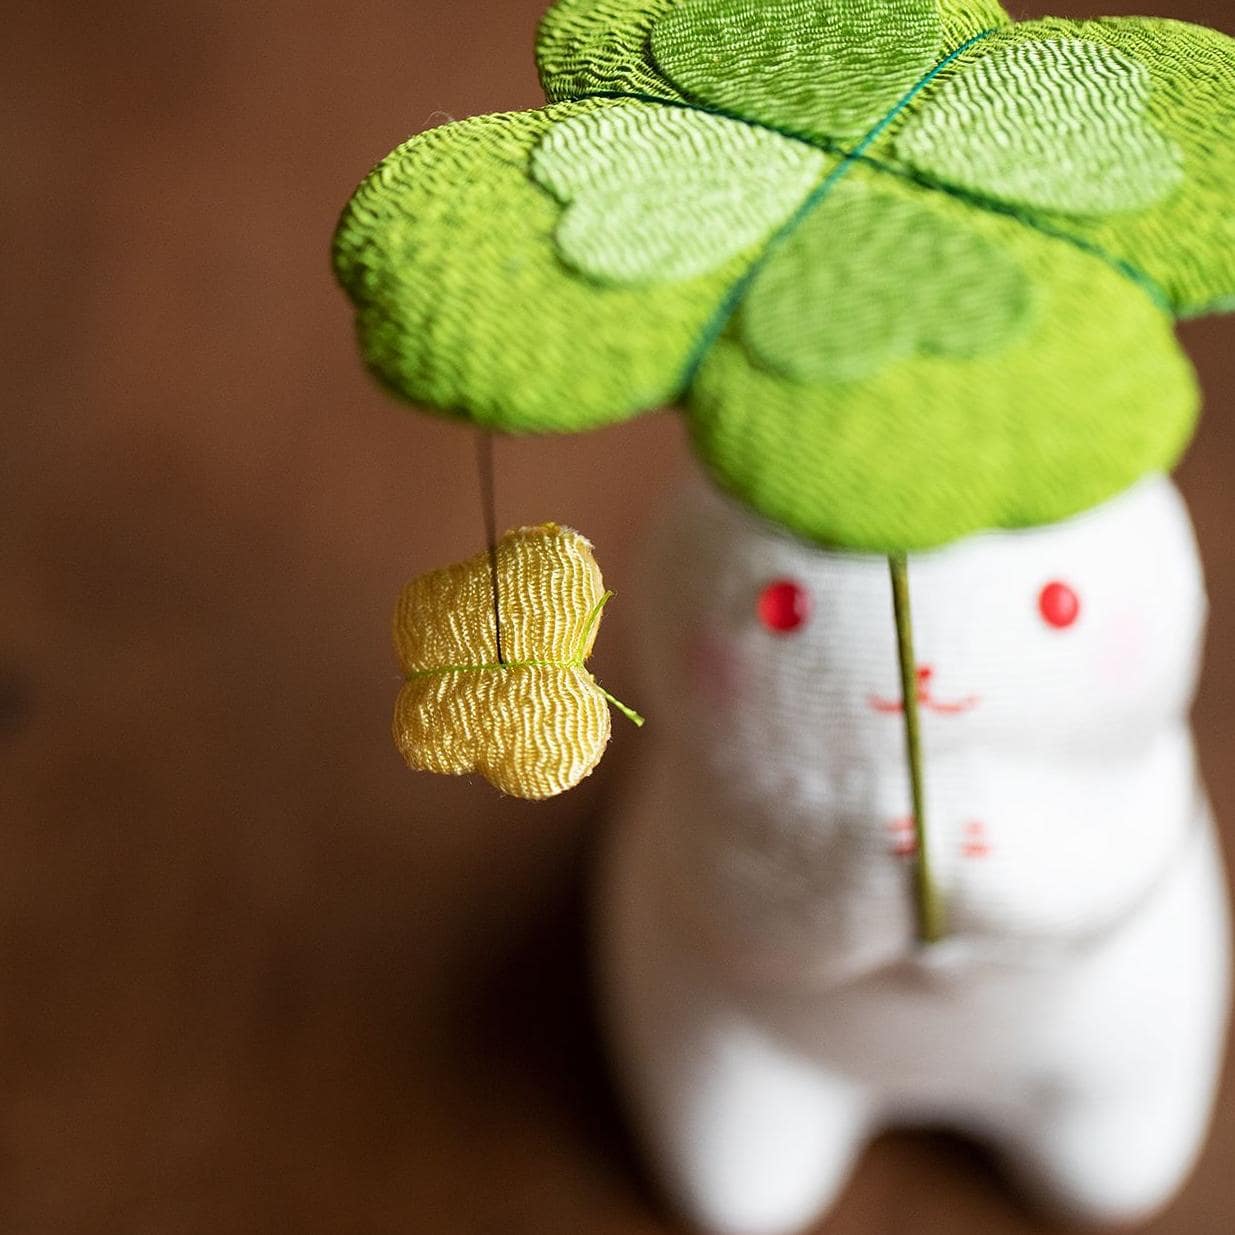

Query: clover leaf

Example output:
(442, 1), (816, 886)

(393, 524), (640, 800)
(739, 181), (1030, 384)
(896, 38), (1183, 215)
(334, 0), (1235, 551)
(532, 107), (826, 282)
(649, 0), (944, 140)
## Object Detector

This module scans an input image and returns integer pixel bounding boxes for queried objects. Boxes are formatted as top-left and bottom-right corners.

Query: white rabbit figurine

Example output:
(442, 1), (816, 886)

(598, 470), (1230, 1235)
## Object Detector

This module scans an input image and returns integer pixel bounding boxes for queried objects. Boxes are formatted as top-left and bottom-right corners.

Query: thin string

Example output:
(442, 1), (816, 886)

(572, 590), (613, 662)
(475, 430), (505, 665)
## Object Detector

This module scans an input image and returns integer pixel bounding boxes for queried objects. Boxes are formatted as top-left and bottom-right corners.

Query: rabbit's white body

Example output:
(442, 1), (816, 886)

(599, 473), (1230, 1234)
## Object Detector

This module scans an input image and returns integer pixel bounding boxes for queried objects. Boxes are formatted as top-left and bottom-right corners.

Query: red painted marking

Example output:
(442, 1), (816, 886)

(1039, 581), (1081, 629)
(757, 579), (811, 634)
(868, 669), (981, 717)
(925, 695), (983, 716)
(870, 696), (907, 715)
(887, 818), (918, 858)
(962, 821), (992, 859)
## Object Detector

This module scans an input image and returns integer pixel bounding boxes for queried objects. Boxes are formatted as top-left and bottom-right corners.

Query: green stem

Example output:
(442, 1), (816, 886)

(888, 553), (946, 945)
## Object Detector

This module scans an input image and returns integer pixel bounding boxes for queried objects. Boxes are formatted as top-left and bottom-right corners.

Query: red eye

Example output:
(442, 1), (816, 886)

(1039, 581), (1081, 629)
(758, 579), (811, 633)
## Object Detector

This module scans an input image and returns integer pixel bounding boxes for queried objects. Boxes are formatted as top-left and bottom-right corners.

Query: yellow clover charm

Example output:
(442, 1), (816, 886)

(393, 524), (642, 800)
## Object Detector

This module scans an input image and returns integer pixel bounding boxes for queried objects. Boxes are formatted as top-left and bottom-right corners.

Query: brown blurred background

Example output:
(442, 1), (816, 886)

(4, 1), (1235, 1231)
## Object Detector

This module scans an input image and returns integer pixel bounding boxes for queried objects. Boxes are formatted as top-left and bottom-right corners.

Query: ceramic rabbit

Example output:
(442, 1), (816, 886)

(330, 3), (1235, 1226)
(598, 471), (1230, 1234)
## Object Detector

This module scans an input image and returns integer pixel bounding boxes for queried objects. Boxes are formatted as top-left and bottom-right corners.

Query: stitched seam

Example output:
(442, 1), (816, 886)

(407, 660), (586, 677)
(407, 661), (646, 726)
(405, 592), (645, 726)
(851, 150), (1171, 311)
(674, 30), (998, 390)
(569, 31), (1173, 342)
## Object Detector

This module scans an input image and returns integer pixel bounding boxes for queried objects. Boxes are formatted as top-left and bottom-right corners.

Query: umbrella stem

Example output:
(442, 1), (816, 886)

(888, 553), (946, 945)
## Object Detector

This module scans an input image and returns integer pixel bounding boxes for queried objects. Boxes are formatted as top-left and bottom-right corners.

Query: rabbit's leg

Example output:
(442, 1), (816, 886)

(597, 821), (869, 1235)
(1004, 1068), (1221, 1224)
(626, 1015), (867, 1235)
(997, 817), (1230, 1224)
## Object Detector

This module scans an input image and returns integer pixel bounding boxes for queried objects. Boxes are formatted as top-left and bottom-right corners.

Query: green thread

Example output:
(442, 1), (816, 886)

(574, 589), (614, 660)
(408, 659), (568, 676)
(596, 685), (646, 728)
(571, 86), (1172, 313)
(851, 149), (1172, 312)
(406, 590), (645, 728)
(407, 659), (645, 727)
(675, 29), (997, 390)
(897, 38), (1183, 216)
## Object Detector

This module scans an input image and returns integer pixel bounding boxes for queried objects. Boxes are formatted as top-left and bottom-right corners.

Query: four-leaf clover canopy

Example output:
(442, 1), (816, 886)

(334, 0), (1235, 552)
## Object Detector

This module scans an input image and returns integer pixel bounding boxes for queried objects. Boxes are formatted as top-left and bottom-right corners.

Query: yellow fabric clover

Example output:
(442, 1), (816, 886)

(392, 524), (641, 800)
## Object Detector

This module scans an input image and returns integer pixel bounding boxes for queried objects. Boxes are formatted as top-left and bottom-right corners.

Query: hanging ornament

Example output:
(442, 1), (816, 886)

(333, 0), (1235, 941)
(392, 520), (642, 800)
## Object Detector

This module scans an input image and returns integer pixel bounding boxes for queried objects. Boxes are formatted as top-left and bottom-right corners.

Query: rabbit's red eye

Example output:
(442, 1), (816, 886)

(1039, 581), (1081, 629)
(758, 580), (811, 633)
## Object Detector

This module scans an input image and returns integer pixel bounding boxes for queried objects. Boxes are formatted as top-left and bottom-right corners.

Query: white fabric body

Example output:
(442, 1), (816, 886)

(597, 472), (1231, 1234)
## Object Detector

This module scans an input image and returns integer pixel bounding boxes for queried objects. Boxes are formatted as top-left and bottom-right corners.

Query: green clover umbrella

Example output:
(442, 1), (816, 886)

(333, 0), (1235, 941)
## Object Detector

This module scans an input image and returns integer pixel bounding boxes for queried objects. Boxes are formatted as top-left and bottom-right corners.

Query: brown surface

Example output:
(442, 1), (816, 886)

(4, 2), (1235, 1231)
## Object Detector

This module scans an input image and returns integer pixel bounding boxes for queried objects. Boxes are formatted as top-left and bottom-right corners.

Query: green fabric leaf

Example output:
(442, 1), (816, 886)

(897, 37), (1183, 216)
(336, 2), (1232, 553)
(894, 19), (1235, 317)
(333, 101), (749, 431)
(532, 105), (827, 282)
(650, 0), (942, 140)
(689, 166), (1198, 552)
(537, 0), (686, 103)
(741, 180), (1030, 382)
(536, 0), (1011, 110)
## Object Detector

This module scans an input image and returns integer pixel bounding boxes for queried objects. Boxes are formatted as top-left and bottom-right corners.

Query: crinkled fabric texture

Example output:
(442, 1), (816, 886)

(697, 165), (1197, 551)
(533, 106), (826, 281)
(335, 102), (749, 430)
(392, 524), (612, 799)
(888, 18), (1235, 318)
(335, 0), (1235, 551)
(650, 0), (943, 140)
(741, 179), (1031, 383)
(896, 38), (1183, 215)
(536, 0), (1012, 106)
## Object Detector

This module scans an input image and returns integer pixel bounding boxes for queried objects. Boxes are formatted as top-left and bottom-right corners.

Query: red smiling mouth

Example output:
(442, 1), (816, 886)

(870, 666), (980, 717)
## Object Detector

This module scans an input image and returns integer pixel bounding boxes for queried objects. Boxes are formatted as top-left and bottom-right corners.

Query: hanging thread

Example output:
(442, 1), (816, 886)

(476, 430), (506, 666)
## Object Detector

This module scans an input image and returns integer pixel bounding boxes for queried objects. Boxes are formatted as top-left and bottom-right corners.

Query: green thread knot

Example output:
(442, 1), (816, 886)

(406, 591), (645, 727)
